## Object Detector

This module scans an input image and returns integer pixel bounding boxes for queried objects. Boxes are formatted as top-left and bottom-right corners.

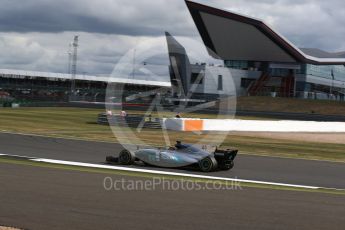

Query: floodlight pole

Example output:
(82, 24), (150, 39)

(67, 43), (72, 74)
(70, 35), (79, 101)
(330, 69), (334, 99)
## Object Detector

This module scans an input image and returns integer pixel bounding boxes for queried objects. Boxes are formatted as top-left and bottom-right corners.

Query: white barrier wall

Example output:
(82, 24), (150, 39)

(203, 120), (345, 132)
(162, 118), (345, 133)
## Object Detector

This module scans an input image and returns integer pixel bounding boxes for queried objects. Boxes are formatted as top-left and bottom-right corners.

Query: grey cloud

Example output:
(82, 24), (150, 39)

(0, 0), (345, 75)
(0, 35), (45, 65)
(0, 0), (193, 36)
(1, 0), (344, 50)
(0, 32), (138, 74)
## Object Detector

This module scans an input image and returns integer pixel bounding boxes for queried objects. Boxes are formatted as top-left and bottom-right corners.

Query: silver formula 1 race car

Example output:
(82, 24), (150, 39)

(106, 141), (238, 172)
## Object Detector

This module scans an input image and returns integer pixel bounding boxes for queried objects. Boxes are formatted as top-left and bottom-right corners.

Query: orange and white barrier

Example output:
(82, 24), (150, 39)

(162, 118), (204, 131)
(162, 118), (345, 132)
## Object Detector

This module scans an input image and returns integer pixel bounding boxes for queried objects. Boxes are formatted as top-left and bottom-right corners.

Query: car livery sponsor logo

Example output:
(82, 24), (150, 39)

(148, 151), (178, 162)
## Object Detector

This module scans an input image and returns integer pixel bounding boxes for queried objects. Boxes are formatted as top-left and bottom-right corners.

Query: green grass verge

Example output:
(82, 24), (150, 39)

(238, 96), (345, 115)
(0, 107), (344, 162)
(0, 156), (344, 196)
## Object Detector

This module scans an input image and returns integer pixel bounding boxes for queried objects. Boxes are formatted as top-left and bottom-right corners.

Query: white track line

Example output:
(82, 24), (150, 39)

(0, 131), (342, 163)
(2, 153), (344, 190)
(31, 158), (321, 190)
(0, 153), (35, 159)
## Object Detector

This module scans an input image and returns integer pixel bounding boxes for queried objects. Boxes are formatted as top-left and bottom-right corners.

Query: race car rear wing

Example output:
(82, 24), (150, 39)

(214, 148), (238, 161)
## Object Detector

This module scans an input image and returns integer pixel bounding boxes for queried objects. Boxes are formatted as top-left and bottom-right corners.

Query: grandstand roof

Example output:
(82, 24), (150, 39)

(0, 69), (171, 87)
(185, 0), (345, 65)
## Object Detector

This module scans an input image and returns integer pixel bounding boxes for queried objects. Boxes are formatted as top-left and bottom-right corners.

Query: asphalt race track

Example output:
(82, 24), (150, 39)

(1, 162), (344, 230)
(1, 132), (345, 230)
(0, 132), (344, 189)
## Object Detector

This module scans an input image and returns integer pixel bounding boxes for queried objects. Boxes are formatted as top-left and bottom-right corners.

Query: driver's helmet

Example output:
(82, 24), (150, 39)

(175, 141), (184, 149)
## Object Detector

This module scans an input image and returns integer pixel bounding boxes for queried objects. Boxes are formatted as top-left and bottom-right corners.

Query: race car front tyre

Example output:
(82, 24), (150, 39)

(199, 157), (218, 172)
(118, 149), (135, 165)
(105, 156), (118, 163)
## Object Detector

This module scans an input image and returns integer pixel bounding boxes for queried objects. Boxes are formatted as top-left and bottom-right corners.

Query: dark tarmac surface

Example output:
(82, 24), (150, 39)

(0, 132), (344, 189)
(0, 162), (344, 230)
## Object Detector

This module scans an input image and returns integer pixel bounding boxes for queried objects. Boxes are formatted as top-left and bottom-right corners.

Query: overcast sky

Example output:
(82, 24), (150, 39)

(0, 0), (344, 75)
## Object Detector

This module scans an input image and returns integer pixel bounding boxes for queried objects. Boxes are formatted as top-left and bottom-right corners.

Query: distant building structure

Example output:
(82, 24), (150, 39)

(166, 31), (235, 103)
(185, 0), (345, 101)
(0, 69), (170, 103)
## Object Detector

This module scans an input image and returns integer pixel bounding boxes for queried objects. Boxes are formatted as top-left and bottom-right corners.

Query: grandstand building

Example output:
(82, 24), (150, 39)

(0, 69), (170, 105)
(185, 1), (345, 101)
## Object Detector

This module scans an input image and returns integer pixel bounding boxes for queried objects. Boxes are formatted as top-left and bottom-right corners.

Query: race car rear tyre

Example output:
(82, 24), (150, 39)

(199, 157), (217, 172)
(118, 149), (135, 165)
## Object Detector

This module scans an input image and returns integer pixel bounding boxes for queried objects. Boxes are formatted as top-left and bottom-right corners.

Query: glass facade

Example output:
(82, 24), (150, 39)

(297, 64), (345, 82)
(225, 60), (345, 82)
(224, 60), (345, 98)
(270, 68), (290, 77)
(217, 75), (223, 91)
(224, 60), (248, 70)
(190, 72), (204, 85)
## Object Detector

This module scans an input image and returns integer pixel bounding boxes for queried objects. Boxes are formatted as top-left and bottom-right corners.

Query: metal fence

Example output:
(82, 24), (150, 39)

(252, 90), (345, 102)
(97, 113), (162, 129)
